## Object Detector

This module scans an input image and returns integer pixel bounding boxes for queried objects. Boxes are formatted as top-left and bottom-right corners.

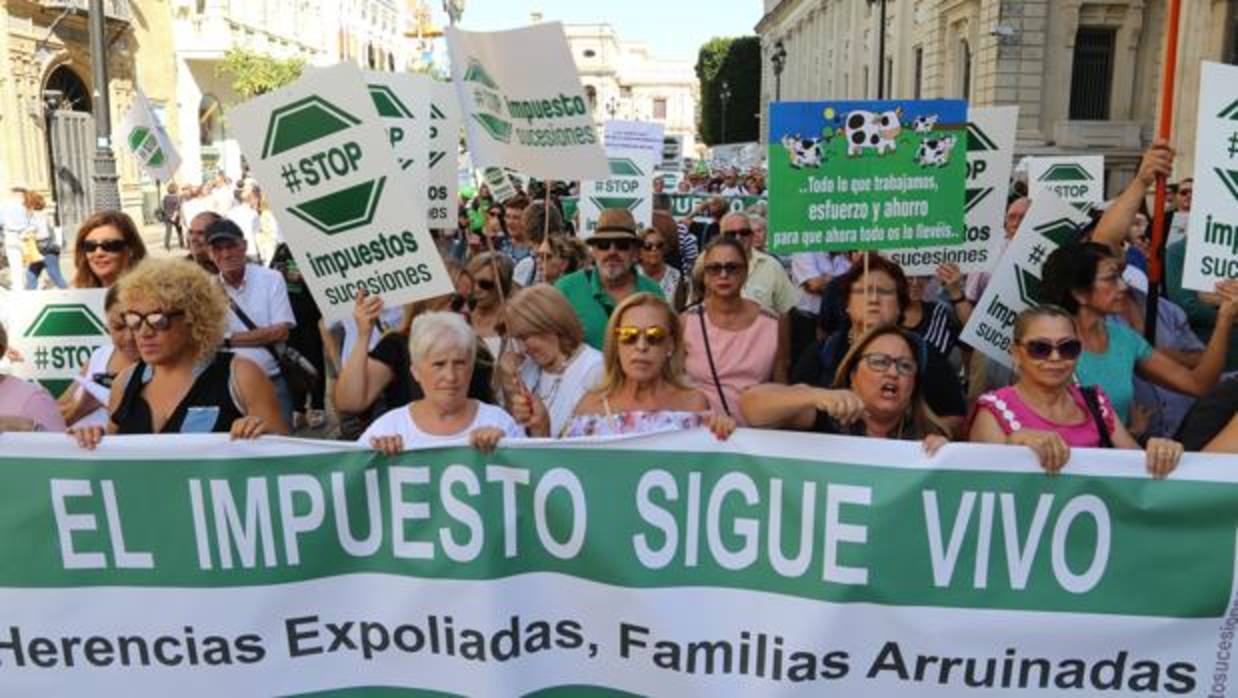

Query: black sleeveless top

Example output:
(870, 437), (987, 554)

(113, 351), (244, 434)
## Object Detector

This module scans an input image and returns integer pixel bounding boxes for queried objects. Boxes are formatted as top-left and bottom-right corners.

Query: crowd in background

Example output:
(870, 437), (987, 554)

(2, 143), (1236, 472)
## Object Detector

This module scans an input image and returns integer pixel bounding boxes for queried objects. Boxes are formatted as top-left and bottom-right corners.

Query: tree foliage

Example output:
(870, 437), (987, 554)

(216, 49), (306, 99)
(695, 36), (761, 146)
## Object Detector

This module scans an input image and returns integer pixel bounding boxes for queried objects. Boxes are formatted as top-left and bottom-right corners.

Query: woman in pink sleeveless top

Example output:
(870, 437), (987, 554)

(969, 306), (1183, 477)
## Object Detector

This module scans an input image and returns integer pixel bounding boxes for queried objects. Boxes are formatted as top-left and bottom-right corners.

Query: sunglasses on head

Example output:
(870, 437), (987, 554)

(1020, 338), (1083, 361)
(122, 310), (185, 333)
(614, 325), (668, 346)
(704, 262), (744, 277)
(589, 238), (636, 252)
(81, 239), (128, 254)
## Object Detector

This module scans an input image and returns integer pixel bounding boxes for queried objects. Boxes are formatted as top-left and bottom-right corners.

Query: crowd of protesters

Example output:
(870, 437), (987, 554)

(1, 142), (1236, 472)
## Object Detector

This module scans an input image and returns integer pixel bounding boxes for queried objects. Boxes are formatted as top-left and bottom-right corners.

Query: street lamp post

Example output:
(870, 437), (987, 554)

(719, 80), (732, 144)
(867, 0), (890, 99)
(771, 40), (787, 101)
(88, 0), (121, 212)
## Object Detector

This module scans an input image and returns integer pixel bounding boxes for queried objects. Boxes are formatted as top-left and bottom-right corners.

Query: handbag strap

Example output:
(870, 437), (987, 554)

(1078, 385), (1113, 448)
(694, 304), (731, 416)
(227, 297), (283, 363)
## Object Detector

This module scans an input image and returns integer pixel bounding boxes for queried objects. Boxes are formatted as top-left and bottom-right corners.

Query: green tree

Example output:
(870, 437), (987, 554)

(695, 36), (761, 146)
(216, 49), (306, 99)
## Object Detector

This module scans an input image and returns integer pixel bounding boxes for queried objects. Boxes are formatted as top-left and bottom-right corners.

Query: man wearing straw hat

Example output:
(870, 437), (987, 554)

(556, 208), (665, 350)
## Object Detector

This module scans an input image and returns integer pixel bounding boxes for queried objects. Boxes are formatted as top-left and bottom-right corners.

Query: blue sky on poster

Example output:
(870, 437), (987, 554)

(770, 100), (968, 142)
(437, 1), (763, 61)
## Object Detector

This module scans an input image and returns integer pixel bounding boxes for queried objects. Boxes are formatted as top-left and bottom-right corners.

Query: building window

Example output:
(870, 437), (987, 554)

(585, 85), (597, 111)
(653, 98), (667, 120)
(1228, 4), (1238, 64)
(583, 49), (596, 58)
(959, 40), (972, 101)
(1069, 27), (1116, 120)
(885, 57), (893, 98)
(913, 46), (923, 99)
(863, 66), (870, 99)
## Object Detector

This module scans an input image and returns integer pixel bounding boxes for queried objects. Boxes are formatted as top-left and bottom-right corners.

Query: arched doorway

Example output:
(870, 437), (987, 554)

(43, 64), (95, 232)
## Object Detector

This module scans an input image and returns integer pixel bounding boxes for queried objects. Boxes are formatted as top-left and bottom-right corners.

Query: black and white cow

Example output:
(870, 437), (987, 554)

(844, 108), (903, 156)
(911, 114), (939, 133)
(781, 134), (826, 169)
(915, 136), (956, 167)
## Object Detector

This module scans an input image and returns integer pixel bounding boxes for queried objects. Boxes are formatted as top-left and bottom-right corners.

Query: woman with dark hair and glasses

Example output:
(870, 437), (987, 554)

(742, 325), (949, 454)
(465, 251), (514, 360)
(969, 306), (1183, 477)
(69, 258), (287, 448)
(1041, 241), (1237, 427)
(71, 210), (147, 289)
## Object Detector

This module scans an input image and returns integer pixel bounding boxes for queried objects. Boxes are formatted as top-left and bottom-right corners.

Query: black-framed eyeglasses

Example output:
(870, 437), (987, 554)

(643, 241), (665, 251)
(121, 310), (185, 333)
(860, 353), (917, 377)
(589, 239), (636, 252)
(1019, 338), (1083, 361)
(81, 239), (128, 254)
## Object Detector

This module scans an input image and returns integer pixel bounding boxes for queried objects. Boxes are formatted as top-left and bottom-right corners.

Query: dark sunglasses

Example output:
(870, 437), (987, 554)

(589, 239), (636, 252)
(91, 372), (117, 388)
(643, 242), (664, 251)
(122, 310), (185, 333)
(725, 228), (754, 238)
(476, 278), (497, 291)
(1020, 338), (1083, 361)
(704, 262), (744, 277)
(81, 239), (128, 254)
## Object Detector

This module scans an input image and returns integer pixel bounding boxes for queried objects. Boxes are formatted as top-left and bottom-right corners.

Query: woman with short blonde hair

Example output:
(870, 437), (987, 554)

(499, 285), (602, 437)
(68, 258), (287, 446)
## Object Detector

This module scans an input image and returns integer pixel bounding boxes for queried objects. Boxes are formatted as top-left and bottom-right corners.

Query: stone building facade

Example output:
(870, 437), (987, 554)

(564, 23), (700, 154)
(756, 0), (1238, 191)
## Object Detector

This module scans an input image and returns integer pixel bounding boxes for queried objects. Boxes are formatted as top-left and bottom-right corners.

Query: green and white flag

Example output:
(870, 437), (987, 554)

(1182, 61), (1238, 291)
(230, 62), (452, 322)
(446, 22), (608, 181)
(117, 89), (180, 181)
(959, 191), (1091, 367)
(5, 289), (107, 398)
(1, 430), (1236, 696)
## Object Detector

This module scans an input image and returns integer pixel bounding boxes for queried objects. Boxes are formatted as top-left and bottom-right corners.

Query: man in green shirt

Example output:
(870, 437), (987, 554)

(556, 208), (664, 349)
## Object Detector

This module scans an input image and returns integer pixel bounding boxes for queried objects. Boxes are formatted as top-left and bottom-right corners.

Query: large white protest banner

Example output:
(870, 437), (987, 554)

(578, 145), (657, 238)
(446, 22), (608, 180)
(1183, 61), (1238, 292)
(364, 71), (430, 228)
(1028, 155), (1104, 211)
(604, 119), (665, 161)
(5, 289), (107, 399)
(890, 106), (1018, 275)
(118, 89), (180, 181)
(230, 63), (452, 322)
(428, 80), (461, 228)
(2, 429), (1237, 696)
(959, 192), (1091, 366)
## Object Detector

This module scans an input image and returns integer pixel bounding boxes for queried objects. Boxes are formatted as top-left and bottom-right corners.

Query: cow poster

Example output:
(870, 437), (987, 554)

(768, 99), (968, 254)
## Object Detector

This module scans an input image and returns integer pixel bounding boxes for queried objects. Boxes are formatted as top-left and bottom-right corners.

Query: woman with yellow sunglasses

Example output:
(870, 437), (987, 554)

(562, 293), (734, 439)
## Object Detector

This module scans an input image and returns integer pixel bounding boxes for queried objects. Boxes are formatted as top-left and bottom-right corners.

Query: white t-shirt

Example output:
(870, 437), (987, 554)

(519, 345), (604, 438)
(73, 343), (116, 428)
(222, 264), (297, 376)
(358, 401), (525, 447)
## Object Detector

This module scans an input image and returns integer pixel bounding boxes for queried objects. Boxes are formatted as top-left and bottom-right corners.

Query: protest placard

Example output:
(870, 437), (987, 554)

(5, 289), (107, 398)
(890, 106), (1018, 275)
(118, 89), (180, 182)
(1182, 61), (1238, 291)
(577, 146), (657, 238)
(604, 120), (665, 161)
(959, 192), (1091, 366)
(446, 22), (607, 181)
(428, 80), (461, 229)
(2, 429), (1235, 696)
(769, 99), (968, 254)
(364, 71), (430, 228)
(1027, 155), (1104, 211)
(659, 134), (685, 171)
(481, 166), (519, 203)
(560, 193), (763, 225)
(230, 63), (452, 322)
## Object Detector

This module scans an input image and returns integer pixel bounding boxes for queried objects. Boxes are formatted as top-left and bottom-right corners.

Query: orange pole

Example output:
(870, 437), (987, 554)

(1147, 0), (1183, 288)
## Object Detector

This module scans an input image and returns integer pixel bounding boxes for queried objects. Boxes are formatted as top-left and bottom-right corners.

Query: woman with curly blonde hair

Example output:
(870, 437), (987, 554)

(69, 258), (287, 447)
(561, 292), (734, 439)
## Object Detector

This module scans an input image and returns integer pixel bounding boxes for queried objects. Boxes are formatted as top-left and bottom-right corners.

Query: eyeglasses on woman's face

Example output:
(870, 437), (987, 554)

(1019, 338), (1083, 361)
(613, 325), (668, 346)
(859, 352), (917, 377)
(121, 310), (185, 333)
(81, 239), (128, 254)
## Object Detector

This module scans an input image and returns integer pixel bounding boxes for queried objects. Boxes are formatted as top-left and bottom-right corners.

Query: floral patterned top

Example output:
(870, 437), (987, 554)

(561, 409), (703, 438)
(974, 384), (1116, 448)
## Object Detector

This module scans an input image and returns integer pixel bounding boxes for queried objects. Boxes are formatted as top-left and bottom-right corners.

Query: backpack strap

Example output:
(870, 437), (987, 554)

(691, 304), (731, 416)
(1078, 386), (1114, 448)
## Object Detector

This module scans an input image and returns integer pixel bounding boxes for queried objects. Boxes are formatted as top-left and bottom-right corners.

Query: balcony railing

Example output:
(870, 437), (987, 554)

(39, 0), (131, 23)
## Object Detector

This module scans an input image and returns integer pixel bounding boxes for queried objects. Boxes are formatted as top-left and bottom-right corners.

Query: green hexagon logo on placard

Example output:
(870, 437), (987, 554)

(368, 84), (414, 119)
(589, 196), (642, 212)
(608, 158), (644, 177)
(1015, 266), (1043, 307)
(1214, 167), (1238, 203)
(965, 187), (993, 213)
(1037, 164), (1093, 182)
(1033, 218), (1083, 246)
(1217, 99), (1238, 120)
(286, 177), (386, 235)
(261, 97), (362, 159)
(23, 304), (107, 337)
(966, 123), (998, 152)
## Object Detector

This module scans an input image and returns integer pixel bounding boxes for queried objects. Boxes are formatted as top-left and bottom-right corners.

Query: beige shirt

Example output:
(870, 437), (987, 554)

(743, 251), (801, 315)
